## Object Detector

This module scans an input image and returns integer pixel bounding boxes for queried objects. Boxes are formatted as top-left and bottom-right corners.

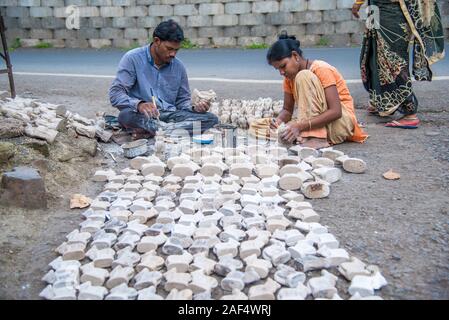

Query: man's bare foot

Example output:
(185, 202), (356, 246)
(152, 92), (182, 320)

(131, 128), (155, 140)
(299, 137), (330, 149)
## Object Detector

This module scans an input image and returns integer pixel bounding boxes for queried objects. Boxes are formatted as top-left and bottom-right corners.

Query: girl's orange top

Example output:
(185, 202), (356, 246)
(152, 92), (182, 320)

(283, 60), (368, 143)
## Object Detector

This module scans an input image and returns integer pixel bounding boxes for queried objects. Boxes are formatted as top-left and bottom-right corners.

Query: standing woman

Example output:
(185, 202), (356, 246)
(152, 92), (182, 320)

(353, 0), (445, 128)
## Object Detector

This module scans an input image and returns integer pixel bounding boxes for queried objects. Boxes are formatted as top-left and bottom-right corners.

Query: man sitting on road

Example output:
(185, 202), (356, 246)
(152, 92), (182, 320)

(109, 19), (218, 139)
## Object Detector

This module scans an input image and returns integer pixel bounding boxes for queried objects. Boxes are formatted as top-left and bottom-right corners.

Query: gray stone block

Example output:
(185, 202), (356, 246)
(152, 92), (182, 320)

(191, 37), (211, 46)
(252, 1), (279, 13)
(306, 22), (335, 35)
(46, 39), (65, 48)
(277, 25), (305, 37)
(264, 35), (278, 45)
(112, 38), (134, 48)
(2, 17), (20, 29)
(54, 29), (77, 39)
(294, 11), (322, 24)
(0, 167), (47, 209)
(187, 15), (211, 27)
(280, 0), (307, 12)
(18, 0), (41, 6)
(42, 0), (63, 5)
(323, 9), (352, 22)
(6, 7), (29, 18)
(5, 28), (29, 40)
(0, 0), (18, 6)
(88, 38), (112, 48)
(112, 0), (135, 5)
(187, 0), (213, 3)
(213, 14), (238, 26)
(100, 6), (124, 17)
(136, 0), (157, 4)
(174, 4), (198, 16)
(148, 5), (173, 16)
(335, 20), (364, 34)
(225, 2), (251, 15)
(65, 0), (88, 5)
(237, 36), (264, 47)
(20, 39), (42, 48)
(113, 17), (137, 28)
(183, 27), (198, 39)
(161, 0), (184, 4)
(350, 33), (363, 45)
(77, 28), (100, 39)
(223, 26), (250, 37)
(212, 36), (236, 47)
(308, 0), (336, 11)
(125, 6), (148, 17)
(199, 3), (224, 15)
(137, 16), (161, 28)
(266, 12), (293, 25)
(30, 29), (53, 39)
(79, 6), (100, 17)
(162, 15), (186, 27)
(238, 13), (265, 26)
(89, 17), (113, 28)
(299, 34), (319, 47)
(337, 0), (354, 9)
(89, 0), (112, 5)
(100, 27), (124, 39)
(41, 17), (66, 29)
(326, 34), (351, 46)
(30, 7), (53, 18)
(251, 25), (277, 37)
(124, 28), (149, 39)
(198, 26), (222, 38)
(19, 17), (42, 29)
(65, 38), (89, 48)
(53, 7), (68, 18)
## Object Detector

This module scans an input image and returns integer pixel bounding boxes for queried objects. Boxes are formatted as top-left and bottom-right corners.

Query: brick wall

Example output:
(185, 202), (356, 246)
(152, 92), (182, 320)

(1, 0), (448, 49)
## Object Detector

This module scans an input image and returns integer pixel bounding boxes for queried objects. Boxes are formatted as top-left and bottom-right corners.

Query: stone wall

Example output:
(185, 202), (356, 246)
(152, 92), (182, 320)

(1, 0), (448, 49)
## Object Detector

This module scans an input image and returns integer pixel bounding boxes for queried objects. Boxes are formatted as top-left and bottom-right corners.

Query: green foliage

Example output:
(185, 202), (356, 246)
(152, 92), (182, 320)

(35, 41), (53, 49)
(245, 43), (269, 49)
(316, 36), (330, 47)
(9, 38), (21, 52)
(181, 38), (198, 49)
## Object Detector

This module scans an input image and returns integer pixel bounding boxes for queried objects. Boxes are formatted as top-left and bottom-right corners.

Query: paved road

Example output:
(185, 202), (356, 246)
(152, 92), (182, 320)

(3, 44), (449, 81)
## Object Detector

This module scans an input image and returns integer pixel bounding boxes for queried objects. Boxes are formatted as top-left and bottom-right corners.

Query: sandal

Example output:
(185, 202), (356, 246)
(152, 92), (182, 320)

(385, 117), (420, 129)
(367, 105), (379, 115)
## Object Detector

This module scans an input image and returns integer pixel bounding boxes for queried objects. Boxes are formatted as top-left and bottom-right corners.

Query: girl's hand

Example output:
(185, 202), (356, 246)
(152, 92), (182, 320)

(281, 122), (302, 143)
(270, 118), (281, 129)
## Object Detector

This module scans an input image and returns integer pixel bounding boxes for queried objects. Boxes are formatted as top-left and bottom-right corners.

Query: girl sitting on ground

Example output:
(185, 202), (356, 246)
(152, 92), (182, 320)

(250, 33), (368, 149)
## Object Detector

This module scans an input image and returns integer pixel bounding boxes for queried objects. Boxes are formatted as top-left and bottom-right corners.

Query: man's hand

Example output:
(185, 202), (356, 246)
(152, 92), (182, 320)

(138, 101), (159, 118)
(281, 122), (302, 143)
(193, 100), (210, 113)
(270, 117), (282, 130)
(352, 3), (363, 19)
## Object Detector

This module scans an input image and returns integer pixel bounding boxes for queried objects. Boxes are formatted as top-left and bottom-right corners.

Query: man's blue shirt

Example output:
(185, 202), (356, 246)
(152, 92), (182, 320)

(109, 44), (192, 113)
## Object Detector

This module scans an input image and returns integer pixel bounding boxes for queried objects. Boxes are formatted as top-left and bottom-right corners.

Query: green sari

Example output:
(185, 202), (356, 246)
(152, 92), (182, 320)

(360, 0), (445, 116)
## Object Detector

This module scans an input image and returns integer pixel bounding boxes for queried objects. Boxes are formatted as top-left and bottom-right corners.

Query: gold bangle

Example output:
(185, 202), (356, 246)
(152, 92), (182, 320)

(355, 1), (365, 5)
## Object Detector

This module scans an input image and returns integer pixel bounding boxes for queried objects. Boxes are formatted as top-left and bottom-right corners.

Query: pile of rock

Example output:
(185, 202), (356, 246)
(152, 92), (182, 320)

(209, 98), (283, 129)
(0, 93), (111, 144)
(40, 143), (383, 300)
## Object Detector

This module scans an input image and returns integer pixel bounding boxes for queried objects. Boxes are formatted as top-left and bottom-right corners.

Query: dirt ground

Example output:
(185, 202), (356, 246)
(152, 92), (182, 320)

(0, 75), (448, 300)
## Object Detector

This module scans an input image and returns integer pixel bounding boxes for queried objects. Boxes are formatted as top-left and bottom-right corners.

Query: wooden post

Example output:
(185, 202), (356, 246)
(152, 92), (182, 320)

(0, 15), (16, 98)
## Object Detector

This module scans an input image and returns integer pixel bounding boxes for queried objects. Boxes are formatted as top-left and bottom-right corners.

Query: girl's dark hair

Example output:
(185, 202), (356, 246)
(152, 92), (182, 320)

(153, 19), (184, 42)
(266, 31), (303, 64)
